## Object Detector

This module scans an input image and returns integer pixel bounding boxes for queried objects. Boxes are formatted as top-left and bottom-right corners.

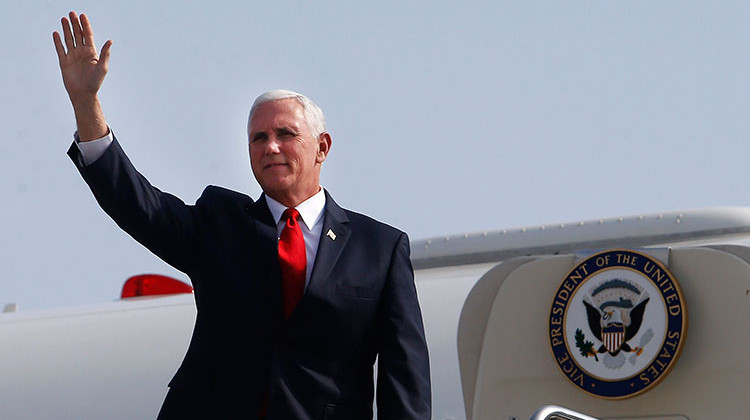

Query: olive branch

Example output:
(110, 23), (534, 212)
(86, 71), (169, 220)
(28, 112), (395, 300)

(575, 328), (599, 361)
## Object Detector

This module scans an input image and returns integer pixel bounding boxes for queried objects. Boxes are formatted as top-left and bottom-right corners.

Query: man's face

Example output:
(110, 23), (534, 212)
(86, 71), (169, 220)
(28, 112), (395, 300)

(248, 98), (330, 207)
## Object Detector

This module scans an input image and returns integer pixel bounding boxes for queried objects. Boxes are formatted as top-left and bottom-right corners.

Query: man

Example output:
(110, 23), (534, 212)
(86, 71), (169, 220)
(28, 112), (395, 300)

(53, 11), (431, 420)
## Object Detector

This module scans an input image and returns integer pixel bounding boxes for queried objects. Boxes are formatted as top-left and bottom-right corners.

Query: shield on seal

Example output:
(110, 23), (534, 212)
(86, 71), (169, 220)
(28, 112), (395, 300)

(602, 324), (626, 353)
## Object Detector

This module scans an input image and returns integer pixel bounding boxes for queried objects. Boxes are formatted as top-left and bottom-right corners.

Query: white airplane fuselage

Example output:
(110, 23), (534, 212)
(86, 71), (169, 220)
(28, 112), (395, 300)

(3, 207), (750, 420)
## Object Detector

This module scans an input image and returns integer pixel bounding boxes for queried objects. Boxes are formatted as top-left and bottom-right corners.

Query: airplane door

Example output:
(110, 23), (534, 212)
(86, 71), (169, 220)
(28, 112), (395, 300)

(458, 247), (750, 420)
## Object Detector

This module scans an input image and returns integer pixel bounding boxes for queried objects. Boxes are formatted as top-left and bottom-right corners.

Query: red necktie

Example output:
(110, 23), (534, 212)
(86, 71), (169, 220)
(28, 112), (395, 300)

(278, 208), (306, 319)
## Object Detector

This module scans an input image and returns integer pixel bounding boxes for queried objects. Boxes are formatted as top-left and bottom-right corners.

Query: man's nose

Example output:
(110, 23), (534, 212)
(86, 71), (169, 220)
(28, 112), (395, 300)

(265, 137), (281, 154)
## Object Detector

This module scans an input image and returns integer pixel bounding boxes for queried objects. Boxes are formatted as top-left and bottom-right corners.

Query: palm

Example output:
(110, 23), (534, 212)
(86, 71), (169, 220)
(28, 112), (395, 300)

(62, 44), (106, 95)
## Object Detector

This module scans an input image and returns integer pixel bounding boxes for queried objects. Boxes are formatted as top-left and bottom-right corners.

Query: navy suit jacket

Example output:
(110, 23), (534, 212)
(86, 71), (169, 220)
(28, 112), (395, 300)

(68, 138), (431, 419)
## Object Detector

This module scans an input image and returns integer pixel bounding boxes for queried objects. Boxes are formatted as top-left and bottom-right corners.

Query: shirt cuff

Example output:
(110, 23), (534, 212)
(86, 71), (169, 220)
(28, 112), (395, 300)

(75, 129), (114, 166)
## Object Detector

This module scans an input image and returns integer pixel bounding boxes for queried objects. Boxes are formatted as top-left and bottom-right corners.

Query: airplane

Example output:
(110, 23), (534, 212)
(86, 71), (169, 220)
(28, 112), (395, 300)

(2, 206), (749, 419)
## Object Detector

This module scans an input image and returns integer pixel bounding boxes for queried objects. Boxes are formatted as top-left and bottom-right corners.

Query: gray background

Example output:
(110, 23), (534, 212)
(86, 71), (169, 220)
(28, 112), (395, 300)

(3, 0), (749, 310)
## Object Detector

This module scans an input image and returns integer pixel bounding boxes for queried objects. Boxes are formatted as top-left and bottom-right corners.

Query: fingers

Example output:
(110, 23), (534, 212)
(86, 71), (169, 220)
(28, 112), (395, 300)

(52, 31), (67, 62)
(68, 12), (84, 47)
(70, 11), (84, 48)
(59, 11), (90, 51)
(80, 13), (95, 47)
(61, 15), (74, 51)
(55, 11), (109, 62)
(100, 40), (113, 66)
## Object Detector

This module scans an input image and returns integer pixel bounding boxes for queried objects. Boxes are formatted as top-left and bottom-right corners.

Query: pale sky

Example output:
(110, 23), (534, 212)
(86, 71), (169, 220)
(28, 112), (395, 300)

(3, 1), (750, 310)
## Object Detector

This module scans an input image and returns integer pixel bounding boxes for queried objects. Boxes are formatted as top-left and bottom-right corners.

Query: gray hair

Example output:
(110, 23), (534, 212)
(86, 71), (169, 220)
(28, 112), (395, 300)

(248, 89), (326, 138)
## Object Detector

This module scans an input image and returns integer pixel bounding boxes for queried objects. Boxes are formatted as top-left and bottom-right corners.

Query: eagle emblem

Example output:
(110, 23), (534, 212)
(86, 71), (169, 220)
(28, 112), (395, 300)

(578, 279), (652, 369)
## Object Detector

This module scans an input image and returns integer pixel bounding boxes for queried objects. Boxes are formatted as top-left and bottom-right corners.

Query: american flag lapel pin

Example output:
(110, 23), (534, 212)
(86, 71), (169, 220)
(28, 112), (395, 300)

(326, 229), (337, 241)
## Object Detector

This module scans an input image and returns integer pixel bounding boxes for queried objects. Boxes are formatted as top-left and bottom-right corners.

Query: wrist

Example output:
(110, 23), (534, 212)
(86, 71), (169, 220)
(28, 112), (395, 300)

(69, 93), (100, 109)
(72, 96), (109, 142)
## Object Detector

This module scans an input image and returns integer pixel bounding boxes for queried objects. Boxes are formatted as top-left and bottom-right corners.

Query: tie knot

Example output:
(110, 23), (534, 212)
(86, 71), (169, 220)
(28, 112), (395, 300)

(282, 208), (300, 222)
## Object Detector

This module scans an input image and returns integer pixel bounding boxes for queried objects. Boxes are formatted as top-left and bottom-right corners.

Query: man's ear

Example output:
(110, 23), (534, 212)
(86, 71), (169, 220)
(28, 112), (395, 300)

(316, 132), (332, 163)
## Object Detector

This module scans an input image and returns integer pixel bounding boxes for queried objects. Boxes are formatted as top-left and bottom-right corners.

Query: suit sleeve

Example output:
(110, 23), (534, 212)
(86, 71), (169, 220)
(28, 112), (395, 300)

(376, 232), (432, 419)
(68, 136), (200, 273)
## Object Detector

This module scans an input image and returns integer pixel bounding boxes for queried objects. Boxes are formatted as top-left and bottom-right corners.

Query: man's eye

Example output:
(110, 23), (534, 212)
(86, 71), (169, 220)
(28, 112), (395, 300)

(278, 129), (297, 138)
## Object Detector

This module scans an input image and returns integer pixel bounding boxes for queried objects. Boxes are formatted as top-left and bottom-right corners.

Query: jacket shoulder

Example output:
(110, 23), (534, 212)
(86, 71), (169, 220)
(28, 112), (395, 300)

(325, 191), (407, 241)
(343, 208), (407, 241)
(196, 185), (254, 209)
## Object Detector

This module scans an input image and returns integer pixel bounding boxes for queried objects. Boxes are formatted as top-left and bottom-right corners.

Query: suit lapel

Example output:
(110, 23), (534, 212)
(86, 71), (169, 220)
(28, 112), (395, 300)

(307, 191), (350, 294)
(245, 195), (283, 317)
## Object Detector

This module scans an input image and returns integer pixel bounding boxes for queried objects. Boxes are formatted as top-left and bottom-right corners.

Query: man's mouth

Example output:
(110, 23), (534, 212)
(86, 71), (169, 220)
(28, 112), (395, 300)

(264, 162), (287, 170)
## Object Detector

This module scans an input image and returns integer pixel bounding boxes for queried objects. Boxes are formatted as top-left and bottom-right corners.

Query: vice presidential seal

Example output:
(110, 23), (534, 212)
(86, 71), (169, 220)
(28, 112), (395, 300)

(548, 249), (687, 399)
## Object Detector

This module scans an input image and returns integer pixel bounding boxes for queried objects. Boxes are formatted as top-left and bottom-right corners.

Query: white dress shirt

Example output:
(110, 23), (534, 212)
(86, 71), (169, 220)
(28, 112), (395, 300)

(75, 129), (327, 289)
(264, 190), (326, 289)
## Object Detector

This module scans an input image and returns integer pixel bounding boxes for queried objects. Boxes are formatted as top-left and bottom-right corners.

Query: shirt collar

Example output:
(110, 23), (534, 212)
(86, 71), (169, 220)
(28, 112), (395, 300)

(265, 188), (327, 231)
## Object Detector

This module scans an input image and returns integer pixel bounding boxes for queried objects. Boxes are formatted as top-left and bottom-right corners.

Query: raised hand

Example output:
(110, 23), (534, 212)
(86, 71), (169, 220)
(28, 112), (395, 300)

(53, 11), (112, 141)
